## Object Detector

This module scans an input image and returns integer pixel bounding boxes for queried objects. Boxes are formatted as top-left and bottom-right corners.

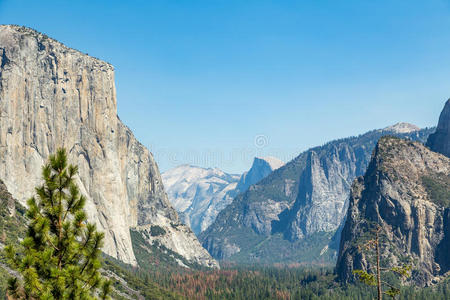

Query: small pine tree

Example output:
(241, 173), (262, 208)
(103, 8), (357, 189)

(4, 148), (111, 299)
(353, 224), (412, 300)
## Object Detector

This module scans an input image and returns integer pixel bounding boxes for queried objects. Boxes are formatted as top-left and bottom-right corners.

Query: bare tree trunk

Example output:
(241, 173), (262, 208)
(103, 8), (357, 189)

(376, 227), (382, 300)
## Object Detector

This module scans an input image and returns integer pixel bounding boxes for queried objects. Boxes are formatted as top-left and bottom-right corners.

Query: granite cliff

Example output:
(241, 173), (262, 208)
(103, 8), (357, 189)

(336, 136), (450, 286)
(0, 25), (217, 268)
(337, 101), (450, 286)
(427, 99), (450, 157)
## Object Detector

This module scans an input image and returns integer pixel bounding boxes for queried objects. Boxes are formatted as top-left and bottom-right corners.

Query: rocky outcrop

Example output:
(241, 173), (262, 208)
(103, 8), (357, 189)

(427, 99), (450, 158)
(0, 25), (217, 268)
(162, 165), (240, 234)
(235, 157), (284, 194)
(200, 125), (433, 262)
(0, 179), (16, 218)
(136, 222), (219, 269)
(336, 137), (450, 286)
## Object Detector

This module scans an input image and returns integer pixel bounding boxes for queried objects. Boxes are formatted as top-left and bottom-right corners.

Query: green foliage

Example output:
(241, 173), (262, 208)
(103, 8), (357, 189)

(101, 255), (182, 300)
(0, 183), (27, 246)
(391, 265), (412, 278)
(0, 267), (10, 299)
(422, 173), (450, 207)
(228, 231), (336, 265)
(353, 270), (376, 286)
(143, 265), (450, 300)
(4, 149), (111, 299)
(149, 225), (166, 237)
(385, 287), (401, 299)
(131, 229), (204, 271)
(352, 225), (412, 300)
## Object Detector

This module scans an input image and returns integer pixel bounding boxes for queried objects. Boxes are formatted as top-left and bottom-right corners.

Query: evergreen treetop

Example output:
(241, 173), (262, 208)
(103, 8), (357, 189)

(5, 148), (111, 299)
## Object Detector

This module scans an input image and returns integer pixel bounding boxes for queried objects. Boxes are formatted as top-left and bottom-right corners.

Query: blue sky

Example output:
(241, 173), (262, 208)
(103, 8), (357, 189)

(1, 0), (450, 173)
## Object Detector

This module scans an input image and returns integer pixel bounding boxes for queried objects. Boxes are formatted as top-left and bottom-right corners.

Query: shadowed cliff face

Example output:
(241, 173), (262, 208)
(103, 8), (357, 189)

(427, 99), (450, 158)
(235, 157), (284, 194)
(200, 126), (433, 263)
(336, 137), (450, 286)
(0, 25), (217, 268)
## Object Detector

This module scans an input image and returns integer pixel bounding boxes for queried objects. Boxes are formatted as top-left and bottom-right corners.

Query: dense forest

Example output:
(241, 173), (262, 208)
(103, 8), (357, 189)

(109, 261), (450, 300)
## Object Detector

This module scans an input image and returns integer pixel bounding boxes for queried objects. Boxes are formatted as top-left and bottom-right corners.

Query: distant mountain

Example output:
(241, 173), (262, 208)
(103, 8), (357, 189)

(163, 157), (284, 235)
(383, 122), (421, 133)
(162, 165), (240, 234)
(200, 124), (434, 264)
(236, 157), (284, 193)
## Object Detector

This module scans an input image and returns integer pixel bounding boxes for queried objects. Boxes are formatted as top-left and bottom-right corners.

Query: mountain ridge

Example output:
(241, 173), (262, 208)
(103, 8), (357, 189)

(235, 156), (284, 194)
(200, 124), (434, 263)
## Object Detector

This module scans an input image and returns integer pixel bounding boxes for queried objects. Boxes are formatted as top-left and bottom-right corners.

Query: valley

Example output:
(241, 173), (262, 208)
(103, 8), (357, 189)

(0, 19), (449, 299)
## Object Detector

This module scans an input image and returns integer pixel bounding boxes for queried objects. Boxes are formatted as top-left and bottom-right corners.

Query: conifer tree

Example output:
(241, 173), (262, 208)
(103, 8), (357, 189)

(353, 224), (412, 300)
(4, 148), (111, 299)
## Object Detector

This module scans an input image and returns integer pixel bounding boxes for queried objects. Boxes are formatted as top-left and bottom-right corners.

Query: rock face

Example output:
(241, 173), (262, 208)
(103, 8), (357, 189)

(235, 157), (284, 194)
(162, 165), (240, 234)
(200, 125), (434, 263)
(0, 179), (16, 217)
(427, 99), (450, 158)
(0, 25), (217, 268)
(336, 137), (450, 286)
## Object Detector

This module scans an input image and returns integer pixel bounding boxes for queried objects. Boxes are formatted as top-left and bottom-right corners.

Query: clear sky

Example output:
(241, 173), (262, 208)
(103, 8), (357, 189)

(1, 0), (450, 173)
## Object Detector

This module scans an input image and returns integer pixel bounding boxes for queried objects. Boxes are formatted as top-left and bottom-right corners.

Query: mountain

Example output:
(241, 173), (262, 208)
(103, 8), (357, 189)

(200, 124), (434, 263)
(336, 137), (450, 286)
(235, 157), (284, 193)
(0, 25), (217, 268)
(427, 99), (450, 157)
(337, 100), (450, 287)
(162, 165), (240, 234)
(162, 157), (284, 235)
(383, 122), (421, 133)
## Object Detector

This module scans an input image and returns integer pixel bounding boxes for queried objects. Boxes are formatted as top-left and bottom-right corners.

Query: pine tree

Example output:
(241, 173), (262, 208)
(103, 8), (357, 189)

(4, 148), (111, 299)
(353, 224), (412, 300)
